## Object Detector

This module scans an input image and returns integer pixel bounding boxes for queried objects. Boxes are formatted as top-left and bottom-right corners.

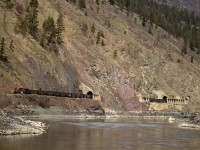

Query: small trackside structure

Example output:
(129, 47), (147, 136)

(137, 90), (189, 105)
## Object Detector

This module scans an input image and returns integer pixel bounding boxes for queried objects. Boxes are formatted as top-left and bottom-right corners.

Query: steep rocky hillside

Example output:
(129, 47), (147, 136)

(0, 0), (200, 112)
(156, 0), (200, 15)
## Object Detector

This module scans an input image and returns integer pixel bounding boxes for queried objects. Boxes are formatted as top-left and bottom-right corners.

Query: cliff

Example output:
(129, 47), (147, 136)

(0, 0), (200, 113)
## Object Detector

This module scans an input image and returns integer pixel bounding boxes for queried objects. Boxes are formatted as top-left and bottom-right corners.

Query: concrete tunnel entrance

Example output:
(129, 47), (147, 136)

(163, 96), (167, 102)
(87, 91), (93, 99)
(163, 96), (167, 100)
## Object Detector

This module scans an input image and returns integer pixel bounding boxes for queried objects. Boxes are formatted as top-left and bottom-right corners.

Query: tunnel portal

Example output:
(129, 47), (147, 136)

(87, 91), (93, 99)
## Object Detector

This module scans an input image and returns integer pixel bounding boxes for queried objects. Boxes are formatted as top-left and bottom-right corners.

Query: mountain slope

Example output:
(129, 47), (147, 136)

(156, 0), (200, 15)
(0, 0), (200, 112)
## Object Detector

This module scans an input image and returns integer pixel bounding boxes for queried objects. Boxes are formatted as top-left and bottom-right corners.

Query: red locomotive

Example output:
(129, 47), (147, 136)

(14, 88), (30, 94)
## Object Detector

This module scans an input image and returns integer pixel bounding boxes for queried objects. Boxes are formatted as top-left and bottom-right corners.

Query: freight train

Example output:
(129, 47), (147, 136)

(149, 98), (167, 103)
(13, 88), (93, 99)
(142, 96), (168, 103)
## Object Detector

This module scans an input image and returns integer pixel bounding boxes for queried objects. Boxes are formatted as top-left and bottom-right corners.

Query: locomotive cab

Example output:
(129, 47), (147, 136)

(14, 88), (30, 94)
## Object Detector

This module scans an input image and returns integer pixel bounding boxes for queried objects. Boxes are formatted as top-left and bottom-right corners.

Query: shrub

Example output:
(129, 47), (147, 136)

(15, 3), (25, 15)
(96, 31), (101, 44)
(113, 50), (117, 59)
(101, 39), (105, 46)
(91, 23), (95, 33)
(81, 23), (88, 36)
(38, 100), (50, 108)
(190, 56), (194, 63)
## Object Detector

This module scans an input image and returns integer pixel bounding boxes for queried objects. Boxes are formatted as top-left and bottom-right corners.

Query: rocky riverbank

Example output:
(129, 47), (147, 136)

(0, 107), (105, 136)
(0, 95), (106, 135)
(0, 110), (48, 135)
(1, 105), (200, 136)
(176, 113), (200, 129)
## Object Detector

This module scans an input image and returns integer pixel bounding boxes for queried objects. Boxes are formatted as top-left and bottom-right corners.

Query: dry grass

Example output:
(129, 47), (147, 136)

(0, 99), (12, 108)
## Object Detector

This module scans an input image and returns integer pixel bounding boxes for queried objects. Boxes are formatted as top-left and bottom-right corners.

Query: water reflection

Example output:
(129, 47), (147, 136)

(0, 118), (200, 150)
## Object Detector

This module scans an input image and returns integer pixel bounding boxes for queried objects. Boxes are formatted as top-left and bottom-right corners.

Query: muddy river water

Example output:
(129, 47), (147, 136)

(0, 118), (200, 150)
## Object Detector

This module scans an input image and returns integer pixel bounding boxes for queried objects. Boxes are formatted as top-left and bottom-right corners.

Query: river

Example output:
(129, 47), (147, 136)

(0, 118), (200, 150)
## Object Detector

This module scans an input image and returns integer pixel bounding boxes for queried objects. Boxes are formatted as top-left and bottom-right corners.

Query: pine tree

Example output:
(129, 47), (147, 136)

(148, 24), (153, 34)
(190, 56), (194, 63)
(113, 50), (117, 59)
(142, 17), (146, 27)
(0, 38), (8, 62)
(79, 0), (86, 9)
(42, 16), (56, 44)
(0, 38), (5, 58)
(6, 0), (11, 6)
(100, 31), (104, 38)
(81, 23), (88, 36)
(101, 39), (105, 46)
(125, 0), (130, 9)
(189, 40), (195, 51)
(96, 0), (99, 5)
(96, 5), (99, 13)
(28, 0), (39, 38)
(5, 0), (14, 8)
(70, 0), (76, 4)
(18, 16), (29, 35)
(56, 14), (65, 44)
(197, 49), (200, 55)
(109, 0), (115, 5)
(40, 33), (46, 48)
(43, 16), (56, 33)
(125, 0), (131, 16)
(84, 10), (88, 16)
(102, 0), (106, 5)
(118, 0), (124, 11)
(91, 23), (96, 33)
(9, 40), (14, 51)
(181, 39), (187, 54)
(96, 31), (101, 44)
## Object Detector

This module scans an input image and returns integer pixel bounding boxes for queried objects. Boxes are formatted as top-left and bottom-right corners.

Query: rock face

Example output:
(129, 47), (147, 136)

(156, 0), (200, 15)
(0, 0), (199, 112)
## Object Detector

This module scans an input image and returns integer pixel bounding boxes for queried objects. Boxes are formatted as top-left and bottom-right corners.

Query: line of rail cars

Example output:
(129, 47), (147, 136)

(149, 98), (167, 103)
(13, 88), (93, 99)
